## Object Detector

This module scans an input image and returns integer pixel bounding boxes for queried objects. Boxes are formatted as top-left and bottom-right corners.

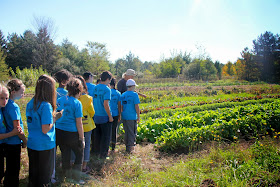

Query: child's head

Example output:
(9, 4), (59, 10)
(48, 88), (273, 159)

(0, 85), (9, 108)
(54, 69), (72, 86)
(83, 72), (94, 83)
(66, 78), (83, 98)
(34, 75), (57, 112)
(75, 75), (88, 94)
(100, 71), (112, 83)
(109, 78), (116, 89)
(126, 79), (137, 91)
(7, 79), (25, 100)
(96, 78), (101, 85)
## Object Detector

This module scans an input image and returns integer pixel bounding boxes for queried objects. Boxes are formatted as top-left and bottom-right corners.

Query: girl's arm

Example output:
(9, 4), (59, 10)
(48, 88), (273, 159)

(13, 120), (27, 147)
(0, 126), (23, 140)
(118, 101), (121, 122)
(42, 123), (54, 134)
(104, 100), (113, 122)
(42, 110), (63, 134)
(135, 104), (140, 123)
(76, 117), (84, 140)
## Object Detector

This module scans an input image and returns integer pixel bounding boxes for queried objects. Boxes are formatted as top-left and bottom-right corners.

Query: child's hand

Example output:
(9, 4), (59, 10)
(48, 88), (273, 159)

(118, 115), (121, 122)
(11, 126), (23, 136)
(109, 116), (113, 122)
(137, 117), (140, 123)
(55, 110), (63, 121)
(22, 142), (27, 148)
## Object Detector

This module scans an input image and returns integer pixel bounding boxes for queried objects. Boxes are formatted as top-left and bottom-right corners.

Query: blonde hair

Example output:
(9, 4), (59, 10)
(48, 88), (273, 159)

(0, 84), (9, 96)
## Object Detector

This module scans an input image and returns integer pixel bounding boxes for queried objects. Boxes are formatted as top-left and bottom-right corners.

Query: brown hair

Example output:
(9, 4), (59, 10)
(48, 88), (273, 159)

(7, 79), (25, 95)
(75, 75), (88, 94)
(66, 78), (83, 97)
(33, 75), (57, 114)
(54, 69), (72, 84)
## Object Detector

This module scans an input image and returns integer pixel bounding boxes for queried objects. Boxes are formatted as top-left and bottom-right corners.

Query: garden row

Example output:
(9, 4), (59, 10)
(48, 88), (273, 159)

(137, 98), (280, 153)
(139, 84), (280, 103)
(141, 97), (277, 120)
(140, 94), (280, 113)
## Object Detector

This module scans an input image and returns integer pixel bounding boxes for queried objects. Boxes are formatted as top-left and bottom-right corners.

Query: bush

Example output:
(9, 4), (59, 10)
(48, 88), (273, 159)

(9, 65), (49, 87)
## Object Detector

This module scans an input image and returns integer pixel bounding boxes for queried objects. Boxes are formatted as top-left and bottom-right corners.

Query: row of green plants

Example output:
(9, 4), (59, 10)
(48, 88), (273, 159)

(153, 100), (280, 152)
(138, 98), (279, 143)
(137, 80), (267, 89)
(141, 97), (277, 120)
(139, 84), (280, 103)
(140, 94), (280, 113)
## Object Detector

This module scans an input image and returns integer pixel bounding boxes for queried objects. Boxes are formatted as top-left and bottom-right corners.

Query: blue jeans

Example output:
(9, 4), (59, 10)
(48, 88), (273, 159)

(71, 130), (92, 162)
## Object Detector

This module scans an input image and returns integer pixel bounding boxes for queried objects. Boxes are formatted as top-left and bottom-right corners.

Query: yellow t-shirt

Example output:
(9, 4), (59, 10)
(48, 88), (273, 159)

(79, 94), (96, 132)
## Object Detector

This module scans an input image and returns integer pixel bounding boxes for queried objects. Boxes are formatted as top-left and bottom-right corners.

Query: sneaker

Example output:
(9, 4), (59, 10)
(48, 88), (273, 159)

(79, 179), (86, 185)
(51, 178), (56, 184)
(82, 166), (91, 173)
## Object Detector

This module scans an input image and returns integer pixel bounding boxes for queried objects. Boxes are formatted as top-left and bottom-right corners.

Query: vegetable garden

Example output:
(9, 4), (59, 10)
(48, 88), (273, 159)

(131, 82), (280, 154)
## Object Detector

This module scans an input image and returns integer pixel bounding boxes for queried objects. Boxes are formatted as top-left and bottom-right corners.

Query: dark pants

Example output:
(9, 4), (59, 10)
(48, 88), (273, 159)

(123, 120), (137, 151)
(56, 128), (83, 180)
(28, 147), (54, 187)
(94, 122), (112, 158)
(111, 116), (119, 150)
(91, 128), (97, 154)
(3, 144), (21, 187)
(0, 144), (4, 182)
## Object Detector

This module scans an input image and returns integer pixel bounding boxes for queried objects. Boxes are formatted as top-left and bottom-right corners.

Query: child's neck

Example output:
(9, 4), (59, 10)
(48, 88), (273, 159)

(58, 83), (65, 88)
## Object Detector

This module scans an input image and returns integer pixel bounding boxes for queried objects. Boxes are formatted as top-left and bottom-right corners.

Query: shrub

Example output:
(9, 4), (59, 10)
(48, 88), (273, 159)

(9, 65), (49, 87)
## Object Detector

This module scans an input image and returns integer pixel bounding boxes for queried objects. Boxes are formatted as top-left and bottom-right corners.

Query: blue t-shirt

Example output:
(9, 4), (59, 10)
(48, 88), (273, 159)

(2, 99), (24, 145)
(56, 96), (83, 132)
(110, 89), (121, 117)
(57, 87), (68, 100)
(86, 83), (95, 98)
(93, 84), (111, 117)
(121, 91), (140, 120)
(0, 110), (6, 144)
(26, 98), (55, 151)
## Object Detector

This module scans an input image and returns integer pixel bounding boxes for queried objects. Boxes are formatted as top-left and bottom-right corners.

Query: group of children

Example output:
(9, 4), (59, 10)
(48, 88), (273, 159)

(0, 69), (140, 186)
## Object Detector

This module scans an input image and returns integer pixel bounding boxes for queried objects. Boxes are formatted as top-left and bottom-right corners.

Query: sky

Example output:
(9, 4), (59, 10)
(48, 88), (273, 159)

(1, 0), (280, 64)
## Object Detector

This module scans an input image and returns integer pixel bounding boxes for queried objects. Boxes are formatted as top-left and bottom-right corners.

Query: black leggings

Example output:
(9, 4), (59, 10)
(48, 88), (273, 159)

(28, 147), (54, 187)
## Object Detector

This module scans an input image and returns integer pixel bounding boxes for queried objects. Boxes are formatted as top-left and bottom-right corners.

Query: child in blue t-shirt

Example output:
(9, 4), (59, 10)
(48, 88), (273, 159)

(54, 69), (72, 100)
(56, 77), (84, 182)
(26, 75), (62, 186)
(93, 71), (113, 158)
(120, 79), (140, 153)
(0, 85), (23, 183)
(83, 72), (95, 98)
(2, 79), (27, 186)
(52, 69), (72, 182)
(109, 78), (121, 151)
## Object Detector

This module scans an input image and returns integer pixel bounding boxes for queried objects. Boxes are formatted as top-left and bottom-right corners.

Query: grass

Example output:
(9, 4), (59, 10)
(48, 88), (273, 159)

(16, 138), (280, 186)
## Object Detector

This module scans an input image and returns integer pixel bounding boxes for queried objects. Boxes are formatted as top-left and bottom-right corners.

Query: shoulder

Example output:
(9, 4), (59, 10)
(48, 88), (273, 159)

(72, 97), (82, 105)
(6, 99), (18, 109)
(117, 79), (126, 84)
(80, 94), (92, 102)
(40, 101), (53, 111)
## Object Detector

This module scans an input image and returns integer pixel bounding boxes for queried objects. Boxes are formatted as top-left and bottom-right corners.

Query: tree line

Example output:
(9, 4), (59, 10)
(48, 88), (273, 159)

(0, 24), (279, 83)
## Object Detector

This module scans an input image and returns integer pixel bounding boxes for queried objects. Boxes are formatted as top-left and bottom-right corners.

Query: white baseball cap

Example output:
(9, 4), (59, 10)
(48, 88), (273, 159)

(126, 79), (138, 87)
